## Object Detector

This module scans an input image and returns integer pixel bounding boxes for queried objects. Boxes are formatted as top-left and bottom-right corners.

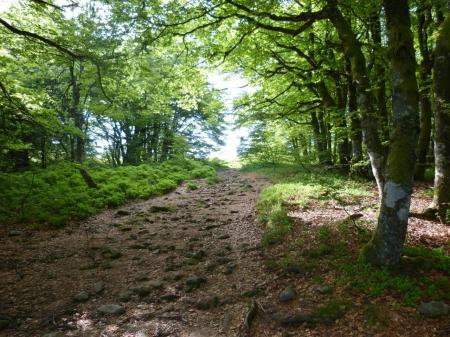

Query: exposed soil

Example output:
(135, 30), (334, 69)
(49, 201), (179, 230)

(1, 170), (270, 337)
(0, 170), (448, 337)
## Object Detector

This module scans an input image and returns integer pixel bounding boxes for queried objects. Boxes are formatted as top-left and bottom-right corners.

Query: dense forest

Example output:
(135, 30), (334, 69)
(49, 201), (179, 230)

(0, 1), (449, 336)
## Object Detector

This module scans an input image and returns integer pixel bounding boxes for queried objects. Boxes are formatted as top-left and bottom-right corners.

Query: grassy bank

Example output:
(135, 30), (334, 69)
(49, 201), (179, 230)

(242, 162), (449, 307)
(0, 159), (216, 227)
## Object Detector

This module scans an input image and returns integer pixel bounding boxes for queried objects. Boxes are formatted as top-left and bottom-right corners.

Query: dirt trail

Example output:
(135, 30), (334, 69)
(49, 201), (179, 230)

(0, 169), (271, 337)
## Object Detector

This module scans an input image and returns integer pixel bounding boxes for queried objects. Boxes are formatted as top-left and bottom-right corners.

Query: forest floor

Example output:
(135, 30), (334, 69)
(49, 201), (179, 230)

(0, 169), (449, 337)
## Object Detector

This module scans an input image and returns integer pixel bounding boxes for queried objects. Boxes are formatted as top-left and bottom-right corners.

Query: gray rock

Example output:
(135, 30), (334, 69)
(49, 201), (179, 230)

(194, 296), (220, 310)
(97, 304), (125, 315)
(279, 286), (296, 303)
(136, 275), (149, 282)
(8, 230), (22, 237)
(148, 280), (163, 289)
(216, 257), (231, 265)
(42, 332), (65, 337)
(418, 301), (449, 318)
(115, 210), (130, 216)
(93, 281), (105, 294)
(273, 311), (315, 326)
(149, 205), (172, 213)
(131, 286), (151, 297)
(315, 284), (332, 294)
(186, 275), (207, 289)
(74, 291), (89, 302)
(286, 263), (302, 274)
(118, 290), (133, 302)
(161, 293), (179, 302)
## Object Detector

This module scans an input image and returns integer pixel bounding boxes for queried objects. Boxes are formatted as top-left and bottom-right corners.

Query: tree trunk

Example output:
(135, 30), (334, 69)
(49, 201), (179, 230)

(310, 110), (330, 164)
(369, 11), (390, 144)
(347, 60), (363, 163)
(328, 2), (385, 195)
(69, 63), (84, 163)
(415, 1), (434, 180)
(428, 11), (450, 222)
(79, 168), (98, 189)
(363, 0), (420, 265)
(336, 80), (350, 166)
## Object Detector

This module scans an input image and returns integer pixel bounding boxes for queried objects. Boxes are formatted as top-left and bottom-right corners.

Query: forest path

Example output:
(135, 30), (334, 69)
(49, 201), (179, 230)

(0, 169), (272, 337)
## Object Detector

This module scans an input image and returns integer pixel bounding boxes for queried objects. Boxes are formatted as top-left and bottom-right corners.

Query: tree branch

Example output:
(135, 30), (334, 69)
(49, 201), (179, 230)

(0, 17), (80, 59)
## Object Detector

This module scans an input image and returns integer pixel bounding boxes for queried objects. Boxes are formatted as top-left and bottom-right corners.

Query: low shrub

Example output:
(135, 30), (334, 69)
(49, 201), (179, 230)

(0, 159), (216, 227)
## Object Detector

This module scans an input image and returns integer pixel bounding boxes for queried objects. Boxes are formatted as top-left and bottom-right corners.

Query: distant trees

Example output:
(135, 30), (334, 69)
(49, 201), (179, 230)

(0, 1), (224, 170)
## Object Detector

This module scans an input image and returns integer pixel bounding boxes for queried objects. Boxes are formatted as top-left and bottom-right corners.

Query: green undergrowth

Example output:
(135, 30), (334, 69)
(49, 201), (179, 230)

(0, 159), (216, 227)
(243, 162), (371, 246)
(246, 162), (449, 307)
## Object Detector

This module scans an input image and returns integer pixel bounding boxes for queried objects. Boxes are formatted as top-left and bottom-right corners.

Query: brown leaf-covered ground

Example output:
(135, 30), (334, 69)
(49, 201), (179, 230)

(0, 170), (448, 337)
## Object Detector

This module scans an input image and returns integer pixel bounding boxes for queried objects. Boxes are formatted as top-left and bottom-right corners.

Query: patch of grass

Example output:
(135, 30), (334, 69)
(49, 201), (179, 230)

(260, 203), (293, 246)
(186, 181), (199, 190)
(313, 298), (349, 324)
(246, 162), (449, 307)
(245, 163), (371, 247)
(402, 246), (450, 273)
(206, 175), (222, 185)
(339, 245), (450, 306)
(0, 159), (216, 227)
(363, 302), (390, 327)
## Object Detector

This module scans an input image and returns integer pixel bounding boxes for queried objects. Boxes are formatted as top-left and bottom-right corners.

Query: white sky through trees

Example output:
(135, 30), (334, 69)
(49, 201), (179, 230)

(208, 73), (251, 161)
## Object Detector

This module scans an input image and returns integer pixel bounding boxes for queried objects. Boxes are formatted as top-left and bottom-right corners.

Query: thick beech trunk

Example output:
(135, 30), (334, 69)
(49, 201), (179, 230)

(428, 12), (450, 222)
(363, 0), (420, 265)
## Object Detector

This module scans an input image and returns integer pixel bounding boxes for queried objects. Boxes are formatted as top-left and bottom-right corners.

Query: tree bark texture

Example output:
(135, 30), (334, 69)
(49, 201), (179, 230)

(363, 0), (420, 265)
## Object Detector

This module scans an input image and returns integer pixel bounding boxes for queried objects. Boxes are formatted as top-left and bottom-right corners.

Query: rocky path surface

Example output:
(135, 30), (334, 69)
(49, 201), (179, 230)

(0, 170), (271, 337)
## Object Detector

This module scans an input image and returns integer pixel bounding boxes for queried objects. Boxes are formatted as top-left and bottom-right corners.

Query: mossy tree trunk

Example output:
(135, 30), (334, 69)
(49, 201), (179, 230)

(328, 1), (385, 195)
(363, 0), (420, 265)
(428, 11), (450, 223)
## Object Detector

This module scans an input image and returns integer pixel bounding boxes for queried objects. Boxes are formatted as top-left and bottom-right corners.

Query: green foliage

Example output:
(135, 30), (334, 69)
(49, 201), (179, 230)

(313, 299), (349, 323)
(340, 245), (450, 306)
(206, 175), (222, 185)
(260, 203), (293, 246)
(401, 246), (450, 273)
(0, 159), (216, 227)
(186, 181), (199, 190)
(251, 163), (449, 306)
(249, 163), (371, 247)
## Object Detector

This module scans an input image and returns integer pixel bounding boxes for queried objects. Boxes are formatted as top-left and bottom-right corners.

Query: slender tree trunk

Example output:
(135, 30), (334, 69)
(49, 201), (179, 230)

(310, 110), (329, 164)
(347, 60), (363, 163)
(314, 81), (334, 164)
(69, 63), (84, 163)
(428, 11), (450, 222)
(363, 0), (420, 265)
(415, 1), (434, 180)
(328, 2), (385, 195)
(336, 81), (350, 166)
